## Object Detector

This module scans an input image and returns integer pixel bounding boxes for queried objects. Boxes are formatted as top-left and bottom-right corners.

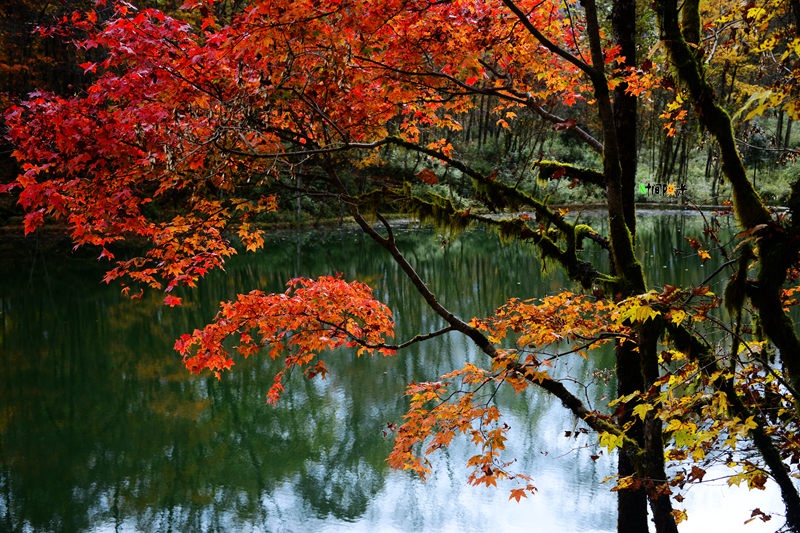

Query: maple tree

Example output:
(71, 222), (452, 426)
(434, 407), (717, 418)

(6, 0), (800, 532)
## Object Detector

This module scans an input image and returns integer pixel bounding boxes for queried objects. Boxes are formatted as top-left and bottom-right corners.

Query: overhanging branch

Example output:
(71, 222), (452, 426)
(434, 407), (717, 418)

(538, 160), (606, 188)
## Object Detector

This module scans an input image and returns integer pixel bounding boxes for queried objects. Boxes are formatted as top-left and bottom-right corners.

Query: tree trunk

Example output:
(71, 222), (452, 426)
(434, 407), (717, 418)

(611, 0), (650, 529)
(657, 134), (675, 184)
(616, 343), (649, 533)
(640, 320), (679, 533)
(613, 0), (638, 237)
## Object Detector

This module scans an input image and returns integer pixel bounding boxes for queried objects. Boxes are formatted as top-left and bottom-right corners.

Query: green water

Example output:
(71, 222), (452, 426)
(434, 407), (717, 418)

(0, 212), (781, 532)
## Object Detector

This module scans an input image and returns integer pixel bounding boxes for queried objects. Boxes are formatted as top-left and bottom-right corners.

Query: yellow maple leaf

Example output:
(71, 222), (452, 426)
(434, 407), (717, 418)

(599, 431), (625, 452)
(669, 309), (687, 325)
(671, 509), (688, 524)
(633, 304), (660, 323)
(632, 403), (654, 420)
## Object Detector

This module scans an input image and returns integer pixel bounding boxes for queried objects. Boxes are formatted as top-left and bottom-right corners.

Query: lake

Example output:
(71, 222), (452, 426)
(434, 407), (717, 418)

(0, 211), (787, 532)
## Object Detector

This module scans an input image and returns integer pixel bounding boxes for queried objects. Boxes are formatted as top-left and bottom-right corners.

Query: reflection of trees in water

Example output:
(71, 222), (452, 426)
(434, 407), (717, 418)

(0, 216), (736, 531)
(634, 211), (737, 290)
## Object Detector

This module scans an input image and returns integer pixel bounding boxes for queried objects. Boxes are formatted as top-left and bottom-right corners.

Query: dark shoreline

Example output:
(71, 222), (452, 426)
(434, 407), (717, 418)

(0, 202), (780, 258)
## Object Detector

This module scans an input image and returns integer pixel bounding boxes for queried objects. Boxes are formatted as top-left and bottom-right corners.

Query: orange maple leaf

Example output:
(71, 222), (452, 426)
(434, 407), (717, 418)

(509, 488), (527, 502)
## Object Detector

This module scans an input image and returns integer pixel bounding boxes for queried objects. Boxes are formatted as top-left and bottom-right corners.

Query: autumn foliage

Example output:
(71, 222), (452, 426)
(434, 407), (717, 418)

(6, 0), (800, 530)
(175, 275), (395, 403)
(3, 0), (577, 294)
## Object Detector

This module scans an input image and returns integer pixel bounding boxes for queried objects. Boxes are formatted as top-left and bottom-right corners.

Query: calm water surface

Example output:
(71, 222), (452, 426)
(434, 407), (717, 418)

(0, 212), (786, 532)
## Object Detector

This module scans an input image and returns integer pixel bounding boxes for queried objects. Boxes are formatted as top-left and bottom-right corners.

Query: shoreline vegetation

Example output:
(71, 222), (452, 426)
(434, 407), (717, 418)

(0, 202), (762, 260)
(0, 201), (755, 232)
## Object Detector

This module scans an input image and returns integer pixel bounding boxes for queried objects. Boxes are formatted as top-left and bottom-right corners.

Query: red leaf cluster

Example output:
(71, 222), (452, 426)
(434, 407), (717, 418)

(174, 276), (395, 402)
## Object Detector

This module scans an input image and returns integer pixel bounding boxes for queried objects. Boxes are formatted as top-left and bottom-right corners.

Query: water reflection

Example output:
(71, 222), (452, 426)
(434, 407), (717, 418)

(0, 213), (783, 532)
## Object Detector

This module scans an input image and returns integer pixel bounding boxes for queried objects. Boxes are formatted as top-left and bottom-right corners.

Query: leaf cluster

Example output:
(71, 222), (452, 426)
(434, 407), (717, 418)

(175, 275), (395, 403)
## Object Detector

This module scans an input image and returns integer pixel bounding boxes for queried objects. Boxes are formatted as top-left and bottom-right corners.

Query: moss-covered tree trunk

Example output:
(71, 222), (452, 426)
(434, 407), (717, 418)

(503, 0), (679, 527)
(657, 0), (800, 401)
(656, 0), (800, 528)
(584, 0), (677, 529)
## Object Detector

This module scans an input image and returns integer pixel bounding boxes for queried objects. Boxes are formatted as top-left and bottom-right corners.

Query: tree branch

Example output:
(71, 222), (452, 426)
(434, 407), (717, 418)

(500, 0), (596, 76)
(538, 160), (606, 188)
(341, 201), (632, 445)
